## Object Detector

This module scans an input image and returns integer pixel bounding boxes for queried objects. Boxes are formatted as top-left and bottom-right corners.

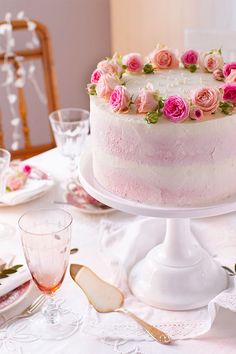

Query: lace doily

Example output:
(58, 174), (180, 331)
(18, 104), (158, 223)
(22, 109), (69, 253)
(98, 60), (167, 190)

(80, 215), (236, 342)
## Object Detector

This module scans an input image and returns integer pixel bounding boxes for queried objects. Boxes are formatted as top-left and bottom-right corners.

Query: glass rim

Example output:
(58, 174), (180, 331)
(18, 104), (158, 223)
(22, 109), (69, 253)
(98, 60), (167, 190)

(18, 208), (73, 236)
(0, 148), (11, 160)
(49, 108), (90, 124)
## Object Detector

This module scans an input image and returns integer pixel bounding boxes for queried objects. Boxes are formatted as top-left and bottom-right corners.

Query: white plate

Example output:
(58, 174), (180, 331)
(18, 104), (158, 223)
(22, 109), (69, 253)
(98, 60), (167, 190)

(0, 280), (33, 315)
(69, 202), (116, 215)
(0, 168), (54, 207)
(62, 180), (116, 215)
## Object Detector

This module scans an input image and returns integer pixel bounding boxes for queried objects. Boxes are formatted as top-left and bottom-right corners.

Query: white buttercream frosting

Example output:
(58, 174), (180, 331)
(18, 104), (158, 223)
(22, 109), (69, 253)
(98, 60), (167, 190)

(90, 70), (236, 206)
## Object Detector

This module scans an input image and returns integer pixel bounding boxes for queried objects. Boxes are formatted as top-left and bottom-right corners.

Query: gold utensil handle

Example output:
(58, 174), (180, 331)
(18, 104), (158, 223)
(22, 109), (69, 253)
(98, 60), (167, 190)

(115, 308), (171, 344)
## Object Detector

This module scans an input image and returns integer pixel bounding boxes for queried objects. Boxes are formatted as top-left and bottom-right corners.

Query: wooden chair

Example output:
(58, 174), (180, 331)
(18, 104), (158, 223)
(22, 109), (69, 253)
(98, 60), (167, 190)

(0, 20), (59, 159)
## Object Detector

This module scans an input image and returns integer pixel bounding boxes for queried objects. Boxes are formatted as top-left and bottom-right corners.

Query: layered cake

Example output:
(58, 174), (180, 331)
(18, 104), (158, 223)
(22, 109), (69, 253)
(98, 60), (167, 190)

(88, 46), (236, 206)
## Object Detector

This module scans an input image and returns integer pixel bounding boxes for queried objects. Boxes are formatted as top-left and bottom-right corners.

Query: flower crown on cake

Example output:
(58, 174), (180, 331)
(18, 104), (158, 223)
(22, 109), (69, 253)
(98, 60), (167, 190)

(87, 44), (236, 123)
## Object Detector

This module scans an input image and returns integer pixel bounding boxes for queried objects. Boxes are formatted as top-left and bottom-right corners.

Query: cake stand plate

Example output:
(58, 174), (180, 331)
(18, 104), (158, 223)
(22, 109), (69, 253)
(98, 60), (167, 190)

(78, 147), (231, 310)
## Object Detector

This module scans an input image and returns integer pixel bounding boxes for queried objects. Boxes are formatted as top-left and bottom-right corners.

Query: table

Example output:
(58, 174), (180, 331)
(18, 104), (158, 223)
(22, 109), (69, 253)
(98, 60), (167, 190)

(0, 148), (236, 354)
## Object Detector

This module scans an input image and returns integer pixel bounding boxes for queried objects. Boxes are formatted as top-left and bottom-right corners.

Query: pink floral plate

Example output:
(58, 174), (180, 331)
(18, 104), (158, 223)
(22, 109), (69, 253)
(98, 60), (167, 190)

(0, 280), (32, 314)
(65, 182), (115, 215)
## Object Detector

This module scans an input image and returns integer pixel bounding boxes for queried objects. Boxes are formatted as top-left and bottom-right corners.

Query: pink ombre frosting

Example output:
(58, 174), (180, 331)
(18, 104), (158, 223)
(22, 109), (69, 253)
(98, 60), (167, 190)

(90, 69), (236, 207)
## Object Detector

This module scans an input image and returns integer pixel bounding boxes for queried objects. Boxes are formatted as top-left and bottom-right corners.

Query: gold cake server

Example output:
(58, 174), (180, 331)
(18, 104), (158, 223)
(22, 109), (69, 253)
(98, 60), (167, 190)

(70, 264), (171, 344)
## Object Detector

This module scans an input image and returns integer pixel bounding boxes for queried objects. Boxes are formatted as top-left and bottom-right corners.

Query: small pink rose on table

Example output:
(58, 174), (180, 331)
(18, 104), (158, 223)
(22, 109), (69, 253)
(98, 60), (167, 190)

(109, 85), (130, 113)
(6, 175), (25, 192)
(200, 50), (224, 72)
(213, 68), (224, 81)
(91, 69), (102, 84)
(181, 50), (198, 72)
(122, 53), (143, 73)
(96, 74), (119, 101)
(192, 87), (220, 114)
(222, 84), (236, 104)
(189, 107), (204, 120)
(223, 62), (236, 77)
(225, 69), (236, 84)
(135, 84), (159, 113)
(163, 95), (190, 123)
(22, 165), (32, 176)
(148, 47), (179, 70)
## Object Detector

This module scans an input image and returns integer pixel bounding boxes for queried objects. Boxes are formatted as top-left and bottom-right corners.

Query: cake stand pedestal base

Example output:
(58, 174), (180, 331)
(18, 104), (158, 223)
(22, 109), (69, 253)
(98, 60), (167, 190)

(78, 146), (233, 311)
(129, 218), (227, 310)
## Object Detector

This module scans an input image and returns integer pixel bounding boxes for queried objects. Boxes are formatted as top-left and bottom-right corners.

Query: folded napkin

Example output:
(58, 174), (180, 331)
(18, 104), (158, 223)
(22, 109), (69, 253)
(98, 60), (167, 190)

(0, 253), (31, 298)
(0, 178), (54, 206)
(81, 215), (236, 342)
(0, 254), (39, 326)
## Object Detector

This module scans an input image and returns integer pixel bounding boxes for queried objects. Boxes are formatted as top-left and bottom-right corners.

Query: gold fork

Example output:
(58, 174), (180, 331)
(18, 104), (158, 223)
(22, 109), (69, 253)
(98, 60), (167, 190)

(1, 294), (46, 328)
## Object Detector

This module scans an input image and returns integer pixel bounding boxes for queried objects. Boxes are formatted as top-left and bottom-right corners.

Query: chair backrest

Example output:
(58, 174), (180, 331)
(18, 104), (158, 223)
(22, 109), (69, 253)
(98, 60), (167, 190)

(0, 19), (59, 159)
(184, 29), (236, 62)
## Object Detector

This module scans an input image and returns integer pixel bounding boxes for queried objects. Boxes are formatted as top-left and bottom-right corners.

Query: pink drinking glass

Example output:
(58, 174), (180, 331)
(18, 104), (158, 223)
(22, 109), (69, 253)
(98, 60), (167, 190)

(19, 208), (78, 340)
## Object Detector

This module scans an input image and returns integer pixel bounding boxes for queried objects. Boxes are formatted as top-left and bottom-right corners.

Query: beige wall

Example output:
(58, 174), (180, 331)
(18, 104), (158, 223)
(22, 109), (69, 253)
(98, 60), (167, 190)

(110, 0), (236, 55)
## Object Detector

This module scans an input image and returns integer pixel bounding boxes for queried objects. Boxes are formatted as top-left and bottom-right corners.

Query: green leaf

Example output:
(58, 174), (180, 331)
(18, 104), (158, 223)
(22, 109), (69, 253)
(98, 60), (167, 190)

(222, 266), (235, 275)
(219, 101), (235, 115)
(2, 269), (17, 274)
(122, 64), (127, 70)
(143, 63), (154, 74)
(234, 263), (236, 273)
(87, 84), (97, 96)
(0, 264), (23, 283)
(189, 64), (197, 73)
(158, 97), (164, 109)
(145, 111), (159, 124)
(10, 264), (23, 271)
(0, 274), (9, 279)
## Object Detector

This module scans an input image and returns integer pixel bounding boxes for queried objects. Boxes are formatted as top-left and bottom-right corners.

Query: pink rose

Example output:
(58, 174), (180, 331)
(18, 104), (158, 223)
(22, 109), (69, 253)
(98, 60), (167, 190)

(96, 74), (118, 101)
(213, 68), (224, 81)
(122, 53), (143, 73)
(91, 68), (102, 83)
(163, 96), (190, 123)
(222, 84), (236, 104)
(223, 62), (236, 77)
(6, 175), (25, 191)
(181, 50), (198, 67)
(134, 85), (158, 113)
(109, 85), (130, 113)
(22, 165), (32, 176)
(148, 48), (179, 69)
(189, 107), (204, 120)
(200, 52), (224, 73)
(192, 87), (220, 113)
(97, 59), (122, 76)
(225, 69), (236, 84)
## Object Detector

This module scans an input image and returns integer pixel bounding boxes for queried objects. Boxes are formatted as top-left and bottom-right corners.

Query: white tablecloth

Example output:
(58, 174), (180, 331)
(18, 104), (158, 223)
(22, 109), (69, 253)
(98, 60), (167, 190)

(0, 148), (235, 354)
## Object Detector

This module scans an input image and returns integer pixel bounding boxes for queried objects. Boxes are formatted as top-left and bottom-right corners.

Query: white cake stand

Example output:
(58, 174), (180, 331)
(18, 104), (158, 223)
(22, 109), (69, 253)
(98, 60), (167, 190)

(78, 147), (234, 311)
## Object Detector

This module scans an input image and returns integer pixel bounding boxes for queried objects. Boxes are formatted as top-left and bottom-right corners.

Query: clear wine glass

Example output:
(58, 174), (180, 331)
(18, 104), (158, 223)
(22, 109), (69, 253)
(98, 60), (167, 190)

(19, 208), (78, 340)
(0, 148), (14, 238)
(49, 108), (90, 183)
(0, 148), (11, 196)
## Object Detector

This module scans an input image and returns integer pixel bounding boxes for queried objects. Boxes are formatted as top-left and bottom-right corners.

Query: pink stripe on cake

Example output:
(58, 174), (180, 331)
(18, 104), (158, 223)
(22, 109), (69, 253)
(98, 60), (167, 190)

(92, 117), (236, 165)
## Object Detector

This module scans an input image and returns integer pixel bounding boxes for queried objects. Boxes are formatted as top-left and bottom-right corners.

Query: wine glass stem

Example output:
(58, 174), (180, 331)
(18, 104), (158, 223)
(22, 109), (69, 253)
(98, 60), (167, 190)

(42, 295), (60, 325)
(69, 156), (77, 182)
